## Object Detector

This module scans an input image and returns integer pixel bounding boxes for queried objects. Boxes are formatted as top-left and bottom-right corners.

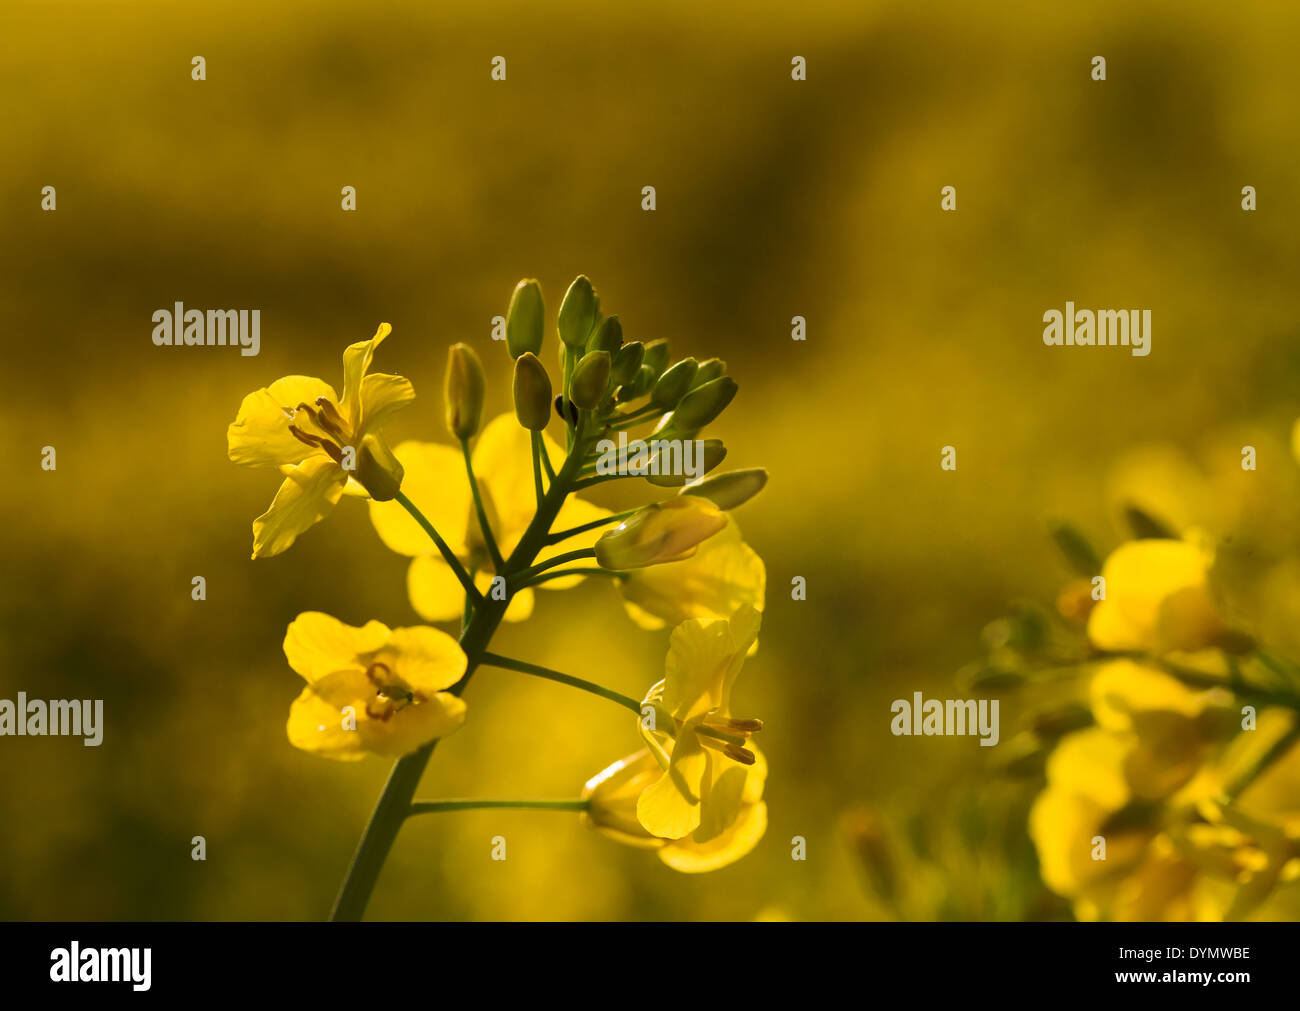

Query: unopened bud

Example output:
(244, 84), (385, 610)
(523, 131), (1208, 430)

(667, 375), (737, 430)
(642, 339), (670, 379)
(690, 358), (726, 388)
(594, 496), (728, 569)
(650, 358), (698, 409)
(513, 352), (552, 431)
(587, 315), (623, 354)
(506, 279), (544, 359)
(678, 466), (766, 508)
(444, 343), (486, 440)
(612, 341), (644, 386)
(557, 275), (599, 350)
(571, 350), (612, 409)
(646, 440), (727, 487)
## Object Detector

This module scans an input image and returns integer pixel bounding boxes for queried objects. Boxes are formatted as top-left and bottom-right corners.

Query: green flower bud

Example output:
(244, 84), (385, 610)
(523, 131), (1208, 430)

(355, 434), (404, 502)
(594, 496), (728, 569)
(690, 358), (726, 389)
(646, 439), (727, 487)
(650, 358), (698, 409)
(612, 341), (644, 386)
(570, 350), (612, 409)
(557, 275), (599, 350)
(667, 375), (737, 430)
(617, 364), (657, 402)
(587, 315), (623, 354)
(512, 352), (552, 431)
(506, 279), (544, 359)
(677, 466), (767, 507)
(444, 342), (486, 440)
(642, 339), (670, 379)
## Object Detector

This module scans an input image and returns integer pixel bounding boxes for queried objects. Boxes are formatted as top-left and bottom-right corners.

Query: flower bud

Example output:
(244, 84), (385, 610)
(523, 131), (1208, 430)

(617, 364), (657, 402)
(513, 352), (552, 431)
(646, 439), (727, 487)
(612, 341), (645, 386)
(355, 434), (404, 501)
(642, 339), (670, 379)
(506, 279), (544, 359)
(678, 466), (766, 508)
(668, 376), (737, 430)
(558, 275), (599, 350)
(594, 496), (728, 569)
(650, 358), (698, 409)
(690, 358), (726, 388)
(444, 342), (486, 440)
(587, 315), (623, 354)
(570, 350), (612, 410)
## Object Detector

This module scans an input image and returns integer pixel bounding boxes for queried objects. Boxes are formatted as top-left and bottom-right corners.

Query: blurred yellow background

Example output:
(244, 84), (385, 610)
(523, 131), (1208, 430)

(2, 0), (1298, 920)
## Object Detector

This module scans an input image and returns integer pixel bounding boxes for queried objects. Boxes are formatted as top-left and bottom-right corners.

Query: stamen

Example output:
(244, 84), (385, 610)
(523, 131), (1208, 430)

(314, 397), (350, 441)
(696, 734), (755, 766)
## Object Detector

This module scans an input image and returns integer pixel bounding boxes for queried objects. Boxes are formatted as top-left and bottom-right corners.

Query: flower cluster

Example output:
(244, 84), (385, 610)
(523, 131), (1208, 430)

(227, 276), (770, 913)
(961, 441), (1300, 921)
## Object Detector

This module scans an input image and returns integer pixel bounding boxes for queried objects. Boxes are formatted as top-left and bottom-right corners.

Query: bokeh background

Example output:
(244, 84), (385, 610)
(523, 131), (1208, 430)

(2, 0), (1299, 920)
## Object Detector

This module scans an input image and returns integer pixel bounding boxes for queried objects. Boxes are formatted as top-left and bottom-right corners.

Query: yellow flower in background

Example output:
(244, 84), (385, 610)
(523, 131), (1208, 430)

(227, 323), (412, 558)
(368, 414), (610, 623)
(635, 604), (765, 842)
(582, 744), (768, 873)
(594, 496), (728, 570)
(1087, 539), (1226, 653)
(615, 517), (766, 635)
(284, 611), (467, 760)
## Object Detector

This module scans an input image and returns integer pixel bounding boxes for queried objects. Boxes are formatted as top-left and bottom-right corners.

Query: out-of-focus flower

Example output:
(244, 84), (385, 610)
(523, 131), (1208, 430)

(227, 323), (412, 558)
(283, 611), (467, 760)
(369, 414), (610, 622)
(594, 496), (727, 570)
(1087, 539), (1226, 653)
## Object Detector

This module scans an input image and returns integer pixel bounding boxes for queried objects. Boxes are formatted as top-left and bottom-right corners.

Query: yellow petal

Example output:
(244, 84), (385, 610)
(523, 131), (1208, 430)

(1087, 539), (1220, 652)
(637, 731), (708, 839)
(470, 414), (553, 554)
(407, 555), (471, 623)
(661, 604), (761, 721)
(227, 376), (339, 467)
(660, 801), (767, 873)
(341, 323), (392, 432)
(364, 691), (467, 756)
(360, 372), (415, 434)
(286, 672), (370, 761)
(369, 441), (470, 557)
(385, 625), (468, 694)
(283, 612), (390, 683)
(580, 749), (666, 849)
(618, 518), (766, 629)
(251, 456), (347, 559)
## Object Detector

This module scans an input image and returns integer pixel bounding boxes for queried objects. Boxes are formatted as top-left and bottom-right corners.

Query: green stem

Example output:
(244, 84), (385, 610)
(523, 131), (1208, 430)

(509, 548), (598, 586)
(330, 426), (594, 921)
(481, 652), (642, 714)
(530, 431), (546, 508)
(394, 491), (481, 604)
(1223, 720), (1300, 802)
(408, 798), (589, 816)
(547, 508), (637, 544)
(461, 437), (506, 573)
(517, 566), (619, 589)
(537, 431), (557, 483)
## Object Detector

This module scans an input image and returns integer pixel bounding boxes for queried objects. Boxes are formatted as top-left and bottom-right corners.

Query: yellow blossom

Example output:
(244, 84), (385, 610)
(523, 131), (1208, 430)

(594, 496), (727, 570)
(368, 413), (610, 623)
(1087, 539), (1226, 653)
(227, 323), (412, 559)
(283, 611), (467, 760)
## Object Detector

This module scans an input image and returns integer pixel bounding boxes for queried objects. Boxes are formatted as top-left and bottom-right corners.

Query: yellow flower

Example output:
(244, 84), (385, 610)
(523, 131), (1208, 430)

(227, 323), (413, 559)
(1087, 539), (1226, 653)
(594, 496), (728, 570)
(581, 744), (768, 873)
(615, 517), (766, 635)
(634, 605), (765, 841)
(284, 611), (467, 760)
(368, 414), (610, 623)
